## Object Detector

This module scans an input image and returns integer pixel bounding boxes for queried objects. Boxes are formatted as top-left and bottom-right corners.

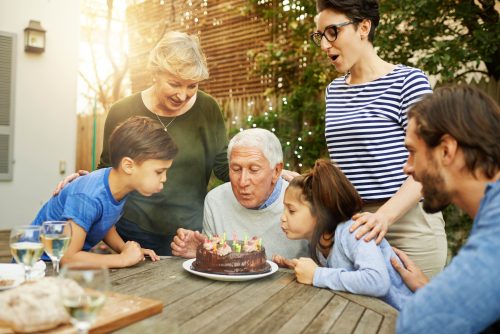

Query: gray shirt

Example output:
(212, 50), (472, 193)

(203, 181), (308, 259)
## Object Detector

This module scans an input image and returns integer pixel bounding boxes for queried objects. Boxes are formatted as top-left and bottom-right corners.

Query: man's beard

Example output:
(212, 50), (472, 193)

(420, 168), (452, 214)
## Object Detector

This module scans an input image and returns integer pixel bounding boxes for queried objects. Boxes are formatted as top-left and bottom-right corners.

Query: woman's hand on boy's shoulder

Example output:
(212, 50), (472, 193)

(292, 257), (318, 285)
(53, 170), (89, 195)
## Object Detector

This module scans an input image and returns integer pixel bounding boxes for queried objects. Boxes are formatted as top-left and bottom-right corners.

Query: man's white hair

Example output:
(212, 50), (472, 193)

(228, 128), (283, 167)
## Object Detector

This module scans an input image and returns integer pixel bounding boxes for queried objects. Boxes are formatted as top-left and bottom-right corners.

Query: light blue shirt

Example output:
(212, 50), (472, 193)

(397, 180), (500, 333)
(313, 219), (413, 311)
(32, 168), (126, 253)
(257, 177), (283, 210)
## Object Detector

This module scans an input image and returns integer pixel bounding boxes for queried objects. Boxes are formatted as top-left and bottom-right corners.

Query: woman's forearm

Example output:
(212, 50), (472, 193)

(377, 176), (422, 226)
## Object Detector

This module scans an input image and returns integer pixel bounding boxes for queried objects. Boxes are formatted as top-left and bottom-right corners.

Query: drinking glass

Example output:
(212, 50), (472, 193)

(9, 225), (43, 281)
(60, 263), (109, 334)
(41, 221), (72, 273)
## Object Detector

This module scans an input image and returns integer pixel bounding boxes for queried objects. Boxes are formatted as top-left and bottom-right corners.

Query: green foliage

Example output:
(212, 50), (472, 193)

(377, 0), (500, 82)
(442, 204), (473, 257)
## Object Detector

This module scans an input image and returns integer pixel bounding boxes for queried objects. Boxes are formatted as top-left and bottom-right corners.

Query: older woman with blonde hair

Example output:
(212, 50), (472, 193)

(96, 31), (229, 255)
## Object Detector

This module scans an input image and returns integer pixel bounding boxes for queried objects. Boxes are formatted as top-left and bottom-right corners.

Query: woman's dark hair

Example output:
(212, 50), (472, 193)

(408, 85), (500, 179)
(109, 116), (178, 168)
(289, 159), (363, 264)
(316, 0), (380, 43)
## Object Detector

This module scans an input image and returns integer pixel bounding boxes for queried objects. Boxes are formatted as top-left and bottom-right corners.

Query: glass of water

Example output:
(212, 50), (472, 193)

(9, 225), (43, 281)
(60, 263), (109, 334)
(41, 221), (72, 273)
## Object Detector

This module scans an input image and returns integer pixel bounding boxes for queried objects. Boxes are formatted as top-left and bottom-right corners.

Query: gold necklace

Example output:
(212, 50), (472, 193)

(153, 111), (176, 132)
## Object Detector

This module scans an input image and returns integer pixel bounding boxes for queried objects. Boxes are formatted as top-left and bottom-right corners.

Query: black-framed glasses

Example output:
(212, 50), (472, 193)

(310, 21), (355, 47)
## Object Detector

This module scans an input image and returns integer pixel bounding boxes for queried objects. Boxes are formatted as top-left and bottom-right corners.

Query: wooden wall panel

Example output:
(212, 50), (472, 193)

(126, 0), (272, 99)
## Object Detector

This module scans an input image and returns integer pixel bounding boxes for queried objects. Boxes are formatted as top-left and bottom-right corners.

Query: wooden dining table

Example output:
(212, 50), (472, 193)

(109, 256), (398, 334)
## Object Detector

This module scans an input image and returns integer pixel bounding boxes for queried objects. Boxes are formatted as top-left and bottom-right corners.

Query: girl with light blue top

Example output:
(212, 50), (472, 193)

(274, 159), (412, 311)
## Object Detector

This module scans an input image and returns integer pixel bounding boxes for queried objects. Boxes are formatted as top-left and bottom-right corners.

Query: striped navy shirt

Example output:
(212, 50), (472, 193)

(325, 65), (432, 200)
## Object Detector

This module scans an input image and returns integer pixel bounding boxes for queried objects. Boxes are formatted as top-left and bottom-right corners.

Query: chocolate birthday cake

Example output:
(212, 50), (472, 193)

(192, 235), (270, 275)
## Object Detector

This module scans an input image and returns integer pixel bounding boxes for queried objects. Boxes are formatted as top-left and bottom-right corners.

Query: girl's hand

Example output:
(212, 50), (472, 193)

(272, 255), (296, 269)
(292, 257), (318, 285)
(142, 248), (160, 262)
(350, 211), (389, 244)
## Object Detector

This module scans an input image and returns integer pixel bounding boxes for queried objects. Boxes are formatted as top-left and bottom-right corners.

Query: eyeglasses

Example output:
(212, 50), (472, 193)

(310, 21), (355, 47)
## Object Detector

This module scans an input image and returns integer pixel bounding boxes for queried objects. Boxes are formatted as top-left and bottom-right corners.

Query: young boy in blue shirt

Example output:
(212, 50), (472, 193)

(31, 116), (178, 268)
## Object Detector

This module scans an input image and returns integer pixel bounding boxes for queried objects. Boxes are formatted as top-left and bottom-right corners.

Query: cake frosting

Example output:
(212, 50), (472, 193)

(192, 235), (270, 275)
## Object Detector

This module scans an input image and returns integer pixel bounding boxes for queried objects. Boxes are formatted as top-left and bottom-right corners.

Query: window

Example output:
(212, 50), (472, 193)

(0, 32), (15, 181)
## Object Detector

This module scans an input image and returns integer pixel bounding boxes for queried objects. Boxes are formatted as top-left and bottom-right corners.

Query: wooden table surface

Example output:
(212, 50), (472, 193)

(109, 257), (398, 334)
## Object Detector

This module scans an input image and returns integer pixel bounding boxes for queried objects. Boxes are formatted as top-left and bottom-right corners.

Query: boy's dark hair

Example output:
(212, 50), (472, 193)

(289, 159), (363, 264)
(316, 0), (380, 43)
(108, 116), (178, 168)
(408, 85), (500, 179)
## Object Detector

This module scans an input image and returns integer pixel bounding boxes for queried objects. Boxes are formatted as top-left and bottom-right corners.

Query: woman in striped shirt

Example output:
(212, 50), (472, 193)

(311, 0), (446, 278)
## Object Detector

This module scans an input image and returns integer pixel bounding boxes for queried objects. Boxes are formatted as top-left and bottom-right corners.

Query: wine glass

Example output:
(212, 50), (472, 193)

(9, 225), (43, 281)
(60, 263), (110, 334)
(41, 221), (72, 273)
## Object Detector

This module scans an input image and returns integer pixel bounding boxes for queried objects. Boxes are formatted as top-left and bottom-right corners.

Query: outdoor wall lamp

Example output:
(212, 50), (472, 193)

(24, 20), (46, 53)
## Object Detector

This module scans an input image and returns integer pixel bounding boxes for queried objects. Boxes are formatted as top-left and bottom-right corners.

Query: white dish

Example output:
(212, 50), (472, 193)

(0, 261), (46, 290)
(182, 259), (278, 282)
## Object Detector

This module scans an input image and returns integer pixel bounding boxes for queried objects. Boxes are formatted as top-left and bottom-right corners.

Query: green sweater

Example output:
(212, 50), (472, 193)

(98, 91), (229, 236)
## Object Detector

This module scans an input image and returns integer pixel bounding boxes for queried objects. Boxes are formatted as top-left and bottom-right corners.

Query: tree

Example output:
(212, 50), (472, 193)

(377, 0), (499, 82)
(80, 0), (129, 114)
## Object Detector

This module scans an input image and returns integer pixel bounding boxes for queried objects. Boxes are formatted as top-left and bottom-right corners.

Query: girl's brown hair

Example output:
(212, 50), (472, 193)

(289, 159), (363, 264)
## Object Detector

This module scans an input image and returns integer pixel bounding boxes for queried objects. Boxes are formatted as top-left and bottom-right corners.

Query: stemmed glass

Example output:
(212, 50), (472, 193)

(60, 263), (109, 334)
(9, 225), (43, 281)
(41, 221), (72, 273)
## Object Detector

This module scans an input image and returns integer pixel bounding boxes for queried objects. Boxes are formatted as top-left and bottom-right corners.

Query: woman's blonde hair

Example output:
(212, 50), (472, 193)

(148, 31), (209, 81)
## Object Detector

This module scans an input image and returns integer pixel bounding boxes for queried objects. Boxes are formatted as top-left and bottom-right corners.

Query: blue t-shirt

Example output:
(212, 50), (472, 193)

(313, 219), (413, 311)
(32, 168), (126, 253)
(397, 180), (500, 333)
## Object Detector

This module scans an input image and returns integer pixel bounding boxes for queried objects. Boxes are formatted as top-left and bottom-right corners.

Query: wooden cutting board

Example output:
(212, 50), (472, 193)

(0, 292), (163, 334)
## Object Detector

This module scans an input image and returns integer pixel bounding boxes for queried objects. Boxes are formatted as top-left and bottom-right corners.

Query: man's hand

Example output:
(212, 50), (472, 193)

(171, 228), (205, 258)
(53, 170), (89, 195)
(120, 241), (145, 267)
(350, 211), (390, 244)
(142, 248), (160, 262)
(292, 257), (318, 285)
(391, 247), (429, 292)
(272, 254), (296, 269)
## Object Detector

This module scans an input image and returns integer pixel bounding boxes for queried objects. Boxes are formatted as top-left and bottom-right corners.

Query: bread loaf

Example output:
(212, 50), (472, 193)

(0, 277), (82, 333)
